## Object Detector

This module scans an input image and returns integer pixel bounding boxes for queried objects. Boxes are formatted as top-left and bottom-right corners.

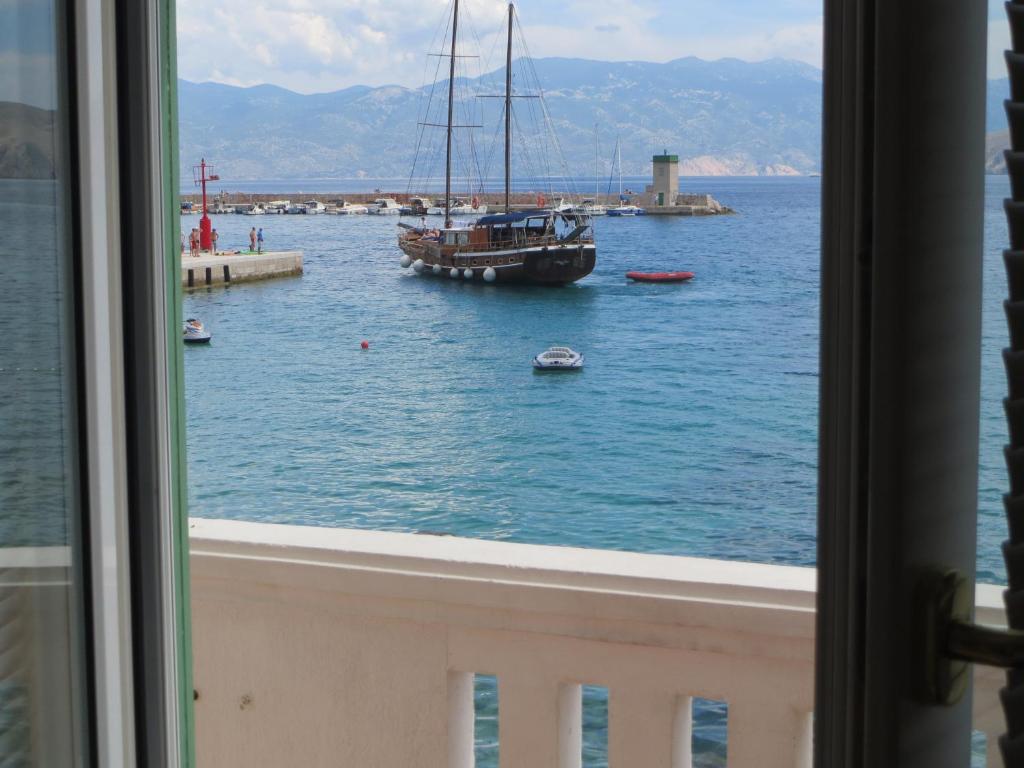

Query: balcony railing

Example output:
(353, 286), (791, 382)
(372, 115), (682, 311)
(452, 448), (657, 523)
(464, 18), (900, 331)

(188, 519), (1009, 767)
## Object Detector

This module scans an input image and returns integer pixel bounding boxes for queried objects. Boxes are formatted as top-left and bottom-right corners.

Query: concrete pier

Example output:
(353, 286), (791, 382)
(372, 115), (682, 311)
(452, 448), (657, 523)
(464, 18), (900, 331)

(181, 250), (303, 288)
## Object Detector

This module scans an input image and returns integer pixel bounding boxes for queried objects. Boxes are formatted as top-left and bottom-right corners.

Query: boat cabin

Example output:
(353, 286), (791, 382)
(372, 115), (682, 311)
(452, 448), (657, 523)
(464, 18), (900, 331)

(471, 209), (586, 247)
(409, 197), (432, 216)
(417, 210), (589, 251)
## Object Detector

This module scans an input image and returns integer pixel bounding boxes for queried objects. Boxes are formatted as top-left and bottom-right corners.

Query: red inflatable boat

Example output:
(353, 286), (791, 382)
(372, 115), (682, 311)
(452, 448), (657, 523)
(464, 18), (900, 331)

(625, 271), (695, 283)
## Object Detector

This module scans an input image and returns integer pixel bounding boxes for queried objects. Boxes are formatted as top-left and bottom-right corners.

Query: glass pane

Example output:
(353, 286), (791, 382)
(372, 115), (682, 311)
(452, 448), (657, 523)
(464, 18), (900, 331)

(0, 0), (88, 764)
(179, 4), (823, 767)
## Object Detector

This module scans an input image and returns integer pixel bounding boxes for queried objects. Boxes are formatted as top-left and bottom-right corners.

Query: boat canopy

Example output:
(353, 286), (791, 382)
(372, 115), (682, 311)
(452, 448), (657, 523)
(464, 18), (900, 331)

(475, 209), (549, 226)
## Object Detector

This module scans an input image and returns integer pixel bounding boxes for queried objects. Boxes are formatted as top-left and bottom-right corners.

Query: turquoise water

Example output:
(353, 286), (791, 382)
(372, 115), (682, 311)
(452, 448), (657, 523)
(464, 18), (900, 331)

(184, 178), (820, 565)
(183, 176), (1010, 766)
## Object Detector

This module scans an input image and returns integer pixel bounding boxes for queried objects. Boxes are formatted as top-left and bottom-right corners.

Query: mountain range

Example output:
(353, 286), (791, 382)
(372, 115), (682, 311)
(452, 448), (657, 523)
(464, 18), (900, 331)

(0, 102), (56, 179)
(1, 62), (1011, 181)
(179, 56), (827, 182)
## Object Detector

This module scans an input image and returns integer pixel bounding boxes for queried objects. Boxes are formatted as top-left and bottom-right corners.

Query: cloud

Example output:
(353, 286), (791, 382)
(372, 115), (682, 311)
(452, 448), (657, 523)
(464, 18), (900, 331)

(176, 0), (829, 92)
(177, 0), (509, 92)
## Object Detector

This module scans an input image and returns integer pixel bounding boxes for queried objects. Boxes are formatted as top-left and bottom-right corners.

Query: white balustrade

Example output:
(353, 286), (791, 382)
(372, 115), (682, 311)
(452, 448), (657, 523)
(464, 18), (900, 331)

(189, 519), (1010, 767)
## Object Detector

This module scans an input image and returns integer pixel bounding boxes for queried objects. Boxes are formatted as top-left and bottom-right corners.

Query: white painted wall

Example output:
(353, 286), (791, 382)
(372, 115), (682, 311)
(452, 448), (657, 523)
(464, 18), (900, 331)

(189, 519), (1008, 767)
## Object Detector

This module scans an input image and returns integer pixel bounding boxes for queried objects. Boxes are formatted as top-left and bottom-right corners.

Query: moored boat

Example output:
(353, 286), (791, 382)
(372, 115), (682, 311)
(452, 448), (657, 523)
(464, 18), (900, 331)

(397, 1), (595, 287)
(183, 318), (211, 344)
(369, 198), (403, 215)
(568, 198), (607, 216)
(607, 205), (646, 217)
(400, 209), (596, 285)
(626, 270), (695, 283)
(335, 201), (369, 215)
(532, 346), (584, 370)
(605, 138), (645, 216)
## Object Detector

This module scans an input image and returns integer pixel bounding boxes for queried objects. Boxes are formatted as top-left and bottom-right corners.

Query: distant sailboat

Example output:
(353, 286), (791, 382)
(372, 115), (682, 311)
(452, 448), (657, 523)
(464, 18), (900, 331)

(397, 1), (596, 285)
(606, 138), (646, 217)
(567, 128), (608, 216)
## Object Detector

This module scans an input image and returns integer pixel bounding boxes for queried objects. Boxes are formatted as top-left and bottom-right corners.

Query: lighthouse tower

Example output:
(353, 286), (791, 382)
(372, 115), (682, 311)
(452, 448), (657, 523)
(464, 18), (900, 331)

(650, 150), (679, 207)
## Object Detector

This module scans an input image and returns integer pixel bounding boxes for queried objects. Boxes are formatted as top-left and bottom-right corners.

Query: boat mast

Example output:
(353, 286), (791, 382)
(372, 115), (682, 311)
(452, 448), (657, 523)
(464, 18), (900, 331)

(445, 0), (460, 227)
(617, 138), (623, 202)
(504, 3), (513, 213)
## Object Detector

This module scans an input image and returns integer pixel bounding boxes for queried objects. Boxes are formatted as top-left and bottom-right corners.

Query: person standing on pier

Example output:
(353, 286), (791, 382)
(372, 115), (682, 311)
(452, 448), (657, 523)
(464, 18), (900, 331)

(249, 227), (257, 252)
(211, 228), (219, 254)
(257, 227), (264, 254)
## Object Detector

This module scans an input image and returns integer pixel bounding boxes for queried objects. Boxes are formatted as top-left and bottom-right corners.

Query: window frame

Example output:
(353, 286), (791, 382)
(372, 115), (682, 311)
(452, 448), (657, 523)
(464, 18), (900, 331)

(815, 0), (989, 765)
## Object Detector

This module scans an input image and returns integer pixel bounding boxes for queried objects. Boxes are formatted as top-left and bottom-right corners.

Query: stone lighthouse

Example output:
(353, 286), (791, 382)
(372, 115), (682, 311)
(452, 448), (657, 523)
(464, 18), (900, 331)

(650, 150), (679, 207)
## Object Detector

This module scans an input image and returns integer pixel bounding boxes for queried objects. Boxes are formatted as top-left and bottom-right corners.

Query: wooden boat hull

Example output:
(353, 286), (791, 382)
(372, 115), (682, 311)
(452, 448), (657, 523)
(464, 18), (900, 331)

(400, 240), (596, 285)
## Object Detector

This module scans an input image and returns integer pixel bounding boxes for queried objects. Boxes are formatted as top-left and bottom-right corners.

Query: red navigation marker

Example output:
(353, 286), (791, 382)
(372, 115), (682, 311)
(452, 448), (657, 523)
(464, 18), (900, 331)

(192, 158), (220, 252)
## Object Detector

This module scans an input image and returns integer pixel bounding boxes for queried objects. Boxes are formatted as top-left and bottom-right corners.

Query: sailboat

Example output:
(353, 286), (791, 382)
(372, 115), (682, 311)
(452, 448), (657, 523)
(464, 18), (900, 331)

(606, 138), (646, 217)
(567, 128), (608, 217)
(397, 1), (596, 285)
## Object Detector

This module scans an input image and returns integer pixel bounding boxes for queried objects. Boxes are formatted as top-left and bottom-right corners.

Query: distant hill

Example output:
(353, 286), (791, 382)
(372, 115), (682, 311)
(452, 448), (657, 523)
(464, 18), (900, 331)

(0, 102), (55, 179)
(178, 57), (825, 181)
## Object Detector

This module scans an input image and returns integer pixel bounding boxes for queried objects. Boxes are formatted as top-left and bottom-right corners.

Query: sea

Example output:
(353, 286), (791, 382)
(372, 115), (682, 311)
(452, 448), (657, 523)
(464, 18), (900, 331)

(181, 176), (1010, 766)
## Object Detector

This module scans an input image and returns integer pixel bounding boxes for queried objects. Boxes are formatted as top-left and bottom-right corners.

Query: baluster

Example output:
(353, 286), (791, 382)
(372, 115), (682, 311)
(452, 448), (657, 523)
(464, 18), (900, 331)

(985, 731), (1004, 768)
(448, 671), (475, 768)
(726, 700), (811, 768)
(500, 676), (580, 768)
(608, 688), (685, 768)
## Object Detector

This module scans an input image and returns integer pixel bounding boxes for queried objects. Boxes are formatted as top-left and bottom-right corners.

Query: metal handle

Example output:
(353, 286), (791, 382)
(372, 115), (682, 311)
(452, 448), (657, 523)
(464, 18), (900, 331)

(919, 569), (1024, 706)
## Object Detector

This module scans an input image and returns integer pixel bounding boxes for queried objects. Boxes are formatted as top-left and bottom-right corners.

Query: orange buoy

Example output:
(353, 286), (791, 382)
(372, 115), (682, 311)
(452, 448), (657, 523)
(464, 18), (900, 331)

(361, 340), (369, 350)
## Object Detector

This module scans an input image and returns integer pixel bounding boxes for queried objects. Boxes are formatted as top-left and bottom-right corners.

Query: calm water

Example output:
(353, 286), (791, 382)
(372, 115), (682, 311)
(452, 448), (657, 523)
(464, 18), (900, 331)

(183, 176), (1010, 766)
(185, 178), (820, 565)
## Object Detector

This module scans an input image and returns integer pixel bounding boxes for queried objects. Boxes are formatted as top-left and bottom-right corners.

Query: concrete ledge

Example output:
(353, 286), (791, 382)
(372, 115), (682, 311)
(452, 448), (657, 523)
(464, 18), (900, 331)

(181, 250), (302, 288)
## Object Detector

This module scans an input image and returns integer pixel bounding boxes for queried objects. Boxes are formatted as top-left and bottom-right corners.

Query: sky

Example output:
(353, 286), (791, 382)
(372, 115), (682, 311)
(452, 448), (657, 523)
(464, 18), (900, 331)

(0, 0), (1013, 110)
(176, 0), (825, 92)
(174, 0), (1013, 94)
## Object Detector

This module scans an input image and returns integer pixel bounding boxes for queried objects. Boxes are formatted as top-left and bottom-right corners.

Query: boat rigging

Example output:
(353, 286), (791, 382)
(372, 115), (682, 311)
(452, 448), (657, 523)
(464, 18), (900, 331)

(398, 1), (596, 286)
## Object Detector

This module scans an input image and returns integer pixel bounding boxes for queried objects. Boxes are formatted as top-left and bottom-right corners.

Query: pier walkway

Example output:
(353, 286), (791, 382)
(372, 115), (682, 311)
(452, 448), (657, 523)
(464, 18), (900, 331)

(182, 250), (303, 288)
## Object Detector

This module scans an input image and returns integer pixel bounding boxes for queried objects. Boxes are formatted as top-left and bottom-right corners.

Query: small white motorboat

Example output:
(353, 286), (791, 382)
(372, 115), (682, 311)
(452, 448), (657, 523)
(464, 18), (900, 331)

(335, 201), (369, 215)
(532, 346), (584, 370)
(426, 198), (487, 216)
(183, 318), (211, 344)
(368, 198), (403, 215)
